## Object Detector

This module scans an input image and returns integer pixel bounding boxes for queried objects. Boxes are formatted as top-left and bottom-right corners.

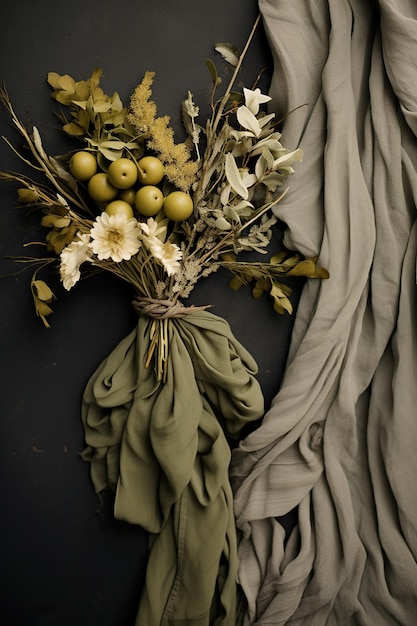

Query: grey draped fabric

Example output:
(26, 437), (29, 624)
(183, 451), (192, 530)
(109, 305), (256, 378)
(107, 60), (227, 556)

(231, 1), (417, 624)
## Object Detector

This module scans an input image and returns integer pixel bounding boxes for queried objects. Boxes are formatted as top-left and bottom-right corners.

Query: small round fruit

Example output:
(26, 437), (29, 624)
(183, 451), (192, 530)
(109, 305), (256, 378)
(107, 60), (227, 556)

(69, 151), (97, 181)
(163, 191), (194, 221)
(118, 188), (136, 205)
(104, 200), (134, 219)
(87, 173), (118, 203)
(134, 185), (164, 216)
(137, 156), (164, 185)
(107, 157), (138, 189)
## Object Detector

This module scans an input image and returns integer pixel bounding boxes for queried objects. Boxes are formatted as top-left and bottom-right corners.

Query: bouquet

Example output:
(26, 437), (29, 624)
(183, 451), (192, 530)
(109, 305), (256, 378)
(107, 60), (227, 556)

(0, 15), (327, 625)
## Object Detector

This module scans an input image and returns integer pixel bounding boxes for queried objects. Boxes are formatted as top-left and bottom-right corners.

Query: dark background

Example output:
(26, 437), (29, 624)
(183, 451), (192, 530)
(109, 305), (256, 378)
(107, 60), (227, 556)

(0, 2), (301, 625)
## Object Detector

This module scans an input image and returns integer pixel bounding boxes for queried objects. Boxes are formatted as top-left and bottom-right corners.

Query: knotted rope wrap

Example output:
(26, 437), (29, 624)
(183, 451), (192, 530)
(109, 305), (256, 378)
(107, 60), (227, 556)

(131, 295), (211, 319)
(131, 295), (212, 381)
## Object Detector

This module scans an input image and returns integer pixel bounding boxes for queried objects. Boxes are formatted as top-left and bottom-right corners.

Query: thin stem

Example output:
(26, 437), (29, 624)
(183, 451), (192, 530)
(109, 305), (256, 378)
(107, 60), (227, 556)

(210, 13), (261, 138)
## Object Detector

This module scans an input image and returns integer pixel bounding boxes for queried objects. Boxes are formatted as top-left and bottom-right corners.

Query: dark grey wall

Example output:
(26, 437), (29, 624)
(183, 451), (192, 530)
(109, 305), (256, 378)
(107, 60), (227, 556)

(0, 2), (300, 624)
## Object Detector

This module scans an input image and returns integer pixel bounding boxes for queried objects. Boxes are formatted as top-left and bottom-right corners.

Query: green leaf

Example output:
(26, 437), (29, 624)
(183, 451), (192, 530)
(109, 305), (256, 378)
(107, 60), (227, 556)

(205, 59), (222, 87)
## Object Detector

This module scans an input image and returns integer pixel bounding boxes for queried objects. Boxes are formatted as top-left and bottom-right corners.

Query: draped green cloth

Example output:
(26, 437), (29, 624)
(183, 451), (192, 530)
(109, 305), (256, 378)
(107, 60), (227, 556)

(81, 310), (264, 625)
(231, 1), (417, 624)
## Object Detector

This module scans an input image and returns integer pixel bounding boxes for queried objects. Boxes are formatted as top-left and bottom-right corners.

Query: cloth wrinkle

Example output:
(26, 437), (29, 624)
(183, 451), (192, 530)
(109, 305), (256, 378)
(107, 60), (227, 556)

(230, 0), (417, 623)
(81, 310), (265, 625)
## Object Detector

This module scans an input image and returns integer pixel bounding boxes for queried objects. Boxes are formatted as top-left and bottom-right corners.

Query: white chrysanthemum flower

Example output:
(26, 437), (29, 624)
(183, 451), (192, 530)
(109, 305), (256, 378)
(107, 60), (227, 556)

(140, 218), (182, 276)
(243, 87), (272, 116)
(140, 217), (168, 242)
(153, 241), (182, 276)
(60, 232), (91, 290)
(90, 212), (141, 263)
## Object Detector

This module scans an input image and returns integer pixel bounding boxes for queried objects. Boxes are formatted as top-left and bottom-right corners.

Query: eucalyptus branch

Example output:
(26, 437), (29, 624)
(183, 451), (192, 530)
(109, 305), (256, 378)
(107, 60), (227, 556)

(238, 187), (289, 235)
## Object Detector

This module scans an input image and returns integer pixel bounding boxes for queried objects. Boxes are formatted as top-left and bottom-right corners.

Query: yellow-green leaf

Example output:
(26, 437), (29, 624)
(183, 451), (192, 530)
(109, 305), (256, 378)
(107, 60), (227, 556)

(287, 258), (330, 278)
(228, 276), (244, 291)
(41, 214), (71, 229)
(270, 281), (293, 315)
(47, 72), (63, 90)
(46, 225), (77, 254)
(31, 279), (55, 303)
(63, 121), (86, 136)
(252, 277), (270, 299)
(17, 188), (39, 203)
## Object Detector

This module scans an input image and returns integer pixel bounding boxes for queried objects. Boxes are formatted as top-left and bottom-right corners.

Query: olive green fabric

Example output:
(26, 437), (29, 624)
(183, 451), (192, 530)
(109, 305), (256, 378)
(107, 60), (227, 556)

(231, 1), (417, 624)
(81, 310), (264, 625)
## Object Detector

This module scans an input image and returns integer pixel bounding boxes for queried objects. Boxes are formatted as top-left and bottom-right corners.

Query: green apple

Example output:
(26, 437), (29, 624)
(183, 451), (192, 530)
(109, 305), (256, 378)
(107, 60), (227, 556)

(163, 191), (194, 221)
(107, 157), (138, 189)
(118, 187), (137, 205)
(104, 200), (134, 219)
(69, 151), (97, 181)
(137, 156), (164, 185)
(87, 173), (118, 203)
(134, 185), (164, 216)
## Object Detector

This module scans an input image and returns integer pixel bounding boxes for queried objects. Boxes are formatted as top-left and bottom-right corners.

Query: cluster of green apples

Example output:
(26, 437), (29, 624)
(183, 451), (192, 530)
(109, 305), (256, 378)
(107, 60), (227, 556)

(68, 150), (194, 221)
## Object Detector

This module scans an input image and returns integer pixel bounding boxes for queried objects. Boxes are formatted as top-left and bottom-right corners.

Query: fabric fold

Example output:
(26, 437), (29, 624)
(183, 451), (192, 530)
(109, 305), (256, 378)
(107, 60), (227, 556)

(81, 310), (264, 625)
(230, 0), (417, 623)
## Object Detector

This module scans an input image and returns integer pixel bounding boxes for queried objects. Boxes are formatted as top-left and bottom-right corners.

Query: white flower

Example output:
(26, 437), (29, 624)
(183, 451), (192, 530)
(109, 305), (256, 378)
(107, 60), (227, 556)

(90, 212), (141, 263)
(243, 87), (271, 115)
(155, 241), (182, 276)
(140, 218), (182, 276)
(60, 232), (91, 290)
(140, 217), (168, 242)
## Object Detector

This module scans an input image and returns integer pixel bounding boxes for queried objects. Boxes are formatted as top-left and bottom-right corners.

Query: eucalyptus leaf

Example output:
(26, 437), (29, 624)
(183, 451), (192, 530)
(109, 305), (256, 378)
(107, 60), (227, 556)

(236, 106), (261, 137)
(273, 148), (303, 169)
(215, 216), (232, 230)
(214, 42), (240, 67)
(225, 153), (248, 199)
(255, 152), (270, 180)
(260, 172), (286, 192)
(223, 206), (242, 225)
